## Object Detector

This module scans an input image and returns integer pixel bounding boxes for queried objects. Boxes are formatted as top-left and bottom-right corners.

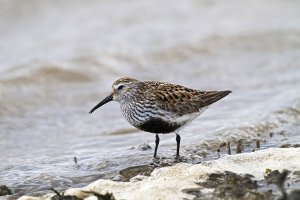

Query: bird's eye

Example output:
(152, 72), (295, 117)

(117, 85), (124, 90)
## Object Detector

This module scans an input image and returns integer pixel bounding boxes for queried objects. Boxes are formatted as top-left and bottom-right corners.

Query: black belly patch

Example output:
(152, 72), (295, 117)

(137, 118), (181, 133)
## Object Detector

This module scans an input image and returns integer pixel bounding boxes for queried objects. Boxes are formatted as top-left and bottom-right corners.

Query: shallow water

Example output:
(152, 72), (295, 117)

(1, 0), (300, 198)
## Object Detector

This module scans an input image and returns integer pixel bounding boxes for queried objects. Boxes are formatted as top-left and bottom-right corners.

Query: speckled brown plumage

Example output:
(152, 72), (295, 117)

(142, 81), (231, 116)
(89, 77), (231, 158)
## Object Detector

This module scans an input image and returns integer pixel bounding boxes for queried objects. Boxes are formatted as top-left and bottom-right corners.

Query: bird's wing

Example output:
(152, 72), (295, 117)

(144, 82), (231, 116)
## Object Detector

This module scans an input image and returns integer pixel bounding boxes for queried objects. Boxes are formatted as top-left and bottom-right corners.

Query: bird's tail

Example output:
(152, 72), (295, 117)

(201, 90), (232, 106)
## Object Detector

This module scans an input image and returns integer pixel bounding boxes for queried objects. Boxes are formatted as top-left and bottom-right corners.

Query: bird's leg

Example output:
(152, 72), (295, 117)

(176, 133), (181, 158)
(154, 134), (160, 158)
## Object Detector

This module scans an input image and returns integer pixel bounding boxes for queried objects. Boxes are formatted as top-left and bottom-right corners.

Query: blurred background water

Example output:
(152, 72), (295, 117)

(0, 0), (300, 198)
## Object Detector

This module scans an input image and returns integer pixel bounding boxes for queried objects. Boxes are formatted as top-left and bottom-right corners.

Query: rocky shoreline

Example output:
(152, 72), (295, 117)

(16, 148), (300, 200)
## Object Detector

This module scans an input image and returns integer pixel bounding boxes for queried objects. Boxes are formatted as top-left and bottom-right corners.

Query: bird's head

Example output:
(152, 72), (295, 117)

(89, 77), (140, 114)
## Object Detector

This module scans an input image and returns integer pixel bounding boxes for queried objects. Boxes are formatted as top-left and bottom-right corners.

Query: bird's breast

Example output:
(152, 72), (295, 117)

(120, 103), (182, 133)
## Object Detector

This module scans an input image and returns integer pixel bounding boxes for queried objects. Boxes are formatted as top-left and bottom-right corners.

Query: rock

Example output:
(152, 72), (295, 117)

(0, 185), (12, 196)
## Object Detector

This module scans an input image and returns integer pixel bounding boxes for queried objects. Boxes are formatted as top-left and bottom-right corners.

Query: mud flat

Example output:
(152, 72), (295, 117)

(17, 148), (300, 200)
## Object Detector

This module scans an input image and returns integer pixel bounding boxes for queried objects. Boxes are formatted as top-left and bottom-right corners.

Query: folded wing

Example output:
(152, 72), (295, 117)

(146, 82), (231, 116)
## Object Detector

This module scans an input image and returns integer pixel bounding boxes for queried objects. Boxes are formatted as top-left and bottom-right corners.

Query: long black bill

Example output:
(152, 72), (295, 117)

(89, 93), (113, 114)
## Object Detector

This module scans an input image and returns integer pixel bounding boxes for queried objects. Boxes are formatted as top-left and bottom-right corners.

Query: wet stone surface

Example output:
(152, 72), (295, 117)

(183, 169), (300, 200)
(0, 185), (12, 196)
(264, 169), (281, 184)
(119, 165), (156, 181)
(280, 144), (300, 148)
(119, 158), (175, 181)
(183, 171), (276, 200)
(138, 143), (152, 151)
(198, 171), (258, 189)
(50, 188), (116, 200)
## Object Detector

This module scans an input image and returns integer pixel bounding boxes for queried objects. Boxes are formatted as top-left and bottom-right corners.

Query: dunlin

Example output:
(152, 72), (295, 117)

(89, 77), (231, 158)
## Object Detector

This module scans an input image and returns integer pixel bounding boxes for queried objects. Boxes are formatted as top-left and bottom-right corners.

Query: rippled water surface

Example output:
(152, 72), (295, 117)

(1, 0), (300, 198)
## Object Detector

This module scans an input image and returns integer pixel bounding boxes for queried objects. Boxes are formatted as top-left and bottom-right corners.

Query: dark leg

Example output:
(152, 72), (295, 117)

(176, 134), (181, 158)
(154, 134), (160, 158)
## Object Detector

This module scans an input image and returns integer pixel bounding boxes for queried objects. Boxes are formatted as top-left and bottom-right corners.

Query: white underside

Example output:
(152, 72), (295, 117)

(171, 106), (209, 131)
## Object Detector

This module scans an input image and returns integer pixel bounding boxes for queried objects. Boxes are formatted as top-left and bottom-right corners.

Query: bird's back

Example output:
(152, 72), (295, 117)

(142, 81), (231, 116)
